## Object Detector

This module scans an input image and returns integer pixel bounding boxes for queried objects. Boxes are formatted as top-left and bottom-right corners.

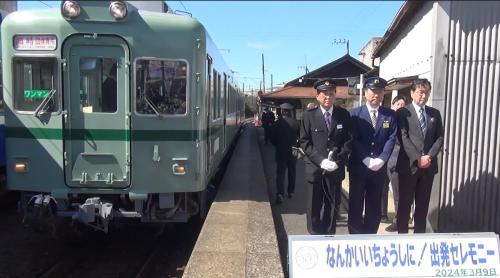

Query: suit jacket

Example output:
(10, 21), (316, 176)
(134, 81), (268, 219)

(348, 105), (397, 173)
(299, 105), (352, 182)
(270, 115), (300, 161)
(387, 139), (400, 172)
(396, 104), (444, 175)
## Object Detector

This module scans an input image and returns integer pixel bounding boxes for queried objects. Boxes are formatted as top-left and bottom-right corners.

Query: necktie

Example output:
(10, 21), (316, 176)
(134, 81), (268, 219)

(370, 109), (377, 128)
(419, 108), (427, 136)
(325, 111), (331, 131)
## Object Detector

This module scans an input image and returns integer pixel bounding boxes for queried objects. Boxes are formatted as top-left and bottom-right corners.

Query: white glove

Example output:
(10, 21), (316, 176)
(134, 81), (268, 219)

(369, 158), (385, 171)
(362, 157), (371, 168)
(330, 161), (339, 172)
(320, 159), (338, 172)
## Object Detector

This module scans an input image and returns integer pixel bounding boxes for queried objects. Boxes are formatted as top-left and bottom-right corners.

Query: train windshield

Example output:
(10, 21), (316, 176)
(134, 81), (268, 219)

(13, 57), (59, 113)
(79, 57), (117, 113)
(135, 59), (187, 115)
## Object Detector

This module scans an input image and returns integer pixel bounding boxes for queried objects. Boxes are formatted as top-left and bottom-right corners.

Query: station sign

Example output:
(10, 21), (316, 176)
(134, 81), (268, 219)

(289, 233), (500, 278)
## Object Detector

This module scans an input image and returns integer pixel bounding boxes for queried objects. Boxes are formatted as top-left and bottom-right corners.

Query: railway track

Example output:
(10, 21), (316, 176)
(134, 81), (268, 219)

(35, 221), (201, 278)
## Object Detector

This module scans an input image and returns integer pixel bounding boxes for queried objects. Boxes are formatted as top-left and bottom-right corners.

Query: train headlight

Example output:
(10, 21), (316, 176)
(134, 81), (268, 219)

(61, 1), (81, 19)
(109, 1), (128, 20)
(172, 158), (187, 175)
(15, 163), (28, 173)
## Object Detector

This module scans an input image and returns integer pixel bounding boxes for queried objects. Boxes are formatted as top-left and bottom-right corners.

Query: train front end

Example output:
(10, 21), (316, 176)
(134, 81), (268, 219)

(2, 1), (209, 233)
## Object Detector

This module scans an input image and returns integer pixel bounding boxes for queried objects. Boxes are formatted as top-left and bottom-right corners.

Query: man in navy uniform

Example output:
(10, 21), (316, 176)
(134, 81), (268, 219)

(300, 78), (352, 235)
(348, 77), (397, 234)
(270, 103), (300, 204)
(396, 78), (443, 233)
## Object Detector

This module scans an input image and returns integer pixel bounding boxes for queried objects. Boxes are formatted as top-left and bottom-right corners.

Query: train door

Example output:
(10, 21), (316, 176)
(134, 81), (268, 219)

(62, 35), (130, 188)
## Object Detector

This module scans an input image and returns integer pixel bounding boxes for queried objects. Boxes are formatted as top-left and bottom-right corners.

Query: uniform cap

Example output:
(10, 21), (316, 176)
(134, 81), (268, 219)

(279, 103), (294, 110)
(313, 78), (336, 91)
(364, 77), (387, 91)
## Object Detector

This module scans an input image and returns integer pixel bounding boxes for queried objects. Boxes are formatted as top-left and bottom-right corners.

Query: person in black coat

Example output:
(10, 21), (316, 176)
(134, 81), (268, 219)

(270, 103), (300, 204)
(348, 77), (398, 234)
(261, 108), (275, 144)
(299, 78), (352, 235)
(102, 64), (117, 112)
(381, 95), (406, 232)
(396, 78), (444, 233)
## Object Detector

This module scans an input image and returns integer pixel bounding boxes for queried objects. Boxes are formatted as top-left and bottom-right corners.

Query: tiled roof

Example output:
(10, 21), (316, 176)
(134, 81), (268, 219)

(286, 54), (372, 87)
(260, 85), (352, 99)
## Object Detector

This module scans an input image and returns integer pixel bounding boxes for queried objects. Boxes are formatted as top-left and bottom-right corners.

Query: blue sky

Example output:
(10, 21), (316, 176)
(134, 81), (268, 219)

(18, 1), (403, 92)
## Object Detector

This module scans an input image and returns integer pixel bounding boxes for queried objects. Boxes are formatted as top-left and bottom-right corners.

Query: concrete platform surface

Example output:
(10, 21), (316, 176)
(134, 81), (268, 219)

(183, 125), (283, 278)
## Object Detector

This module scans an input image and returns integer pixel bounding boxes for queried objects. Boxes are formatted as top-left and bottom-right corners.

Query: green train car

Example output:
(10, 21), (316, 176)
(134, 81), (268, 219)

(1, 1), (244, 233)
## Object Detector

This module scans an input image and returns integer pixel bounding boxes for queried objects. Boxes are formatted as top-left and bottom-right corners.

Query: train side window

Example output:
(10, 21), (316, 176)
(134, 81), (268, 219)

(79, 57), (117, 113)
(218, 73), (223, 118)
(135, 59), (187, 116)
(13, 57), (59, 113)
(212, 69), (217, 119)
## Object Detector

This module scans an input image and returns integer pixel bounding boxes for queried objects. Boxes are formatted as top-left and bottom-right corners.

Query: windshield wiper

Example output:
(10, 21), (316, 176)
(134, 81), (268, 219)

(144, 95), (163, 118)
(34, 89), (56, 117)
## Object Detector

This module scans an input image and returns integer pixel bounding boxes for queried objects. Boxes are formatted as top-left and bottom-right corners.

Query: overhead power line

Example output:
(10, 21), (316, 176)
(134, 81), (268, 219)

(39, 1), (54, 8)
(178, 1), (188, 12)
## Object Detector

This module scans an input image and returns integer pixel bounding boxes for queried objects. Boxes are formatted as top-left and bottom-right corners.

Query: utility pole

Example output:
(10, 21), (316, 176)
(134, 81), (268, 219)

(305, 55), (309, 73)
(262, 53), (265, 94)
(271, 74), (273, 92)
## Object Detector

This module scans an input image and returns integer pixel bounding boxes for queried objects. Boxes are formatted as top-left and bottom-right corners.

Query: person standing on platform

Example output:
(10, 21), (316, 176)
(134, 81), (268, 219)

(382, 95), (407, 232)
(300, 78), (352, 235)
(261, 108), (275, 144)
(396, 78), (443, 233)
(348, 77), (397, 234)
(270, 103), (300, 204)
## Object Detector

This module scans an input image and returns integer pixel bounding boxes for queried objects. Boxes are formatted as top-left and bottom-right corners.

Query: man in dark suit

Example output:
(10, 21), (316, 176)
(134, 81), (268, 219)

(383, 95), (407, 232)
(299, 78), (352, 235)
(348, 77), (398, 234)
(396, 78), (444, 233)
(270, 103), (300, 204)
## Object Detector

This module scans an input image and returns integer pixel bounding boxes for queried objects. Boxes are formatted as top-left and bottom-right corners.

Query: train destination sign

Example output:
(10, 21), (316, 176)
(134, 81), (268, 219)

(14, 35), (57, 51)
(289, 233), (500, 278)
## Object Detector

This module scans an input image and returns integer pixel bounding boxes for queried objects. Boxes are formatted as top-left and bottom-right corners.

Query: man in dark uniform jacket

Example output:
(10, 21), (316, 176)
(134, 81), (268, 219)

(299, 78), (352, 235)
(261, 108), (275, 144)
(270, 103), (300, 204)
(348, 77), (397, 234)
(396, 78), (443, 233)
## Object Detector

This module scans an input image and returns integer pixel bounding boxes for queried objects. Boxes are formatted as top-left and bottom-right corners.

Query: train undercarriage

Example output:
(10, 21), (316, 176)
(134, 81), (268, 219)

(20, 191), (207, 236)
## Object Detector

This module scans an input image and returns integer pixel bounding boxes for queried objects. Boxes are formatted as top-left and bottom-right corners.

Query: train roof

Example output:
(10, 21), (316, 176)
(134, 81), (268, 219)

(1, 1), (205, 34)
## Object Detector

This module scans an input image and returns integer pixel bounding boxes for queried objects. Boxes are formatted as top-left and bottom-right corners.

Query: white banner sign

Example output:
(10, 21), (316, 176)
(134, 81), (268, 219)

(289, 233), (500, 278)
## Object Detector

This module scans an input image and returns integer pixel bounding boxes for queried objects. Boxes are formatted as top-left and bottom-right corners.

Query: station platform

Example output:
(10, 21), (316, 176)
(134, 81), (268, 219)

(183, 124), (401, 277)
(183, 124), (283, 278)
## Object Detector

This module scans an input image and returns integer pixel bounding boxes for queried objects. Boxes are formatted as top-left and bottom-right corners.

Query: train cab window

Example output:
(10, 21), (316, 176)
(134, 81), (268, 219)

(13, 57), (59, 113)
(79, 57), (117, 113)
(135, 59), (187, 116)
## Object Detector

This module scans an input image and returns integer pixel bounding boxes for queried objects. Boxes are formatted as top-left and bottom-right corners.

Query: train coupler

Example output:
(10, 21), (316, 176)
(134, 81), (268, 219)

(72, 197), (113, 233)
